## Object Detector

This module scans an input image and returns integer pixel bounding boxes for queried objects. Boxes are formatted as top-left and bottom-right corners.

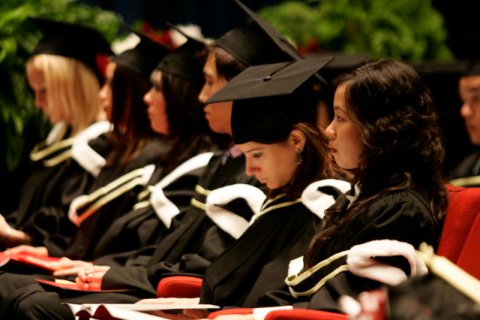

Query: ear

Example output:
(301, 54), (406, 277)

(289, 129), (306, 152)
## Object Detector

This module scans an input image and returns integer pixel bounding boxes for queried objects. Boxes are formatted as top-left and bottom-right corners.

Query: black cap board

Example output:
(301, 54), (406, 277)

(207, 57), (333, 103)
(29, 17), (113, 73)
(112, 24), (171, 79)
(215, 0), (302, 67)
(206, 57), (333, 144)
(155, 23), (206, 84)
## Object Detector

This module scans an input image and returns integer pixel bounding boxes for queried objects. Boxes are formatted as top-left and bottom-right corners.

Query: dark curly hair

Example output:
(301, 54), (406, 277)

(305, 58), (448, 268)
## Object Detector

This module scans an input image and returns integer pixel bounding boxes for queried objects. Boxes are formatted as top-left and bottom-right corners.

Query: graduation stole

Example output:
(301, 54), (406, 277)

(132, 152), (214, 229)
(30, 138), (75, 167)
(285, 251), (350, 298)
(450, 175), (480, 187)
(68, 164), (155, 226)
(416, 243), (480, 305)
(256, 194), (302, 219)
(192, 187), (300, 240)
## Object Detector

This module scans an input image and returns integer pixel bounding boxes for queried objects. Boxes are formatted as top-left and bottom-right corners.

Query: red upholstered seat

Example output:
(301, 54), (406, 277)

(437, 185), (480, 267)
(265, 309), (348, 320)
(455, 210), (480, 279)
(207, 309), (348, 320)
(156, 276), (203, 298)
(208, 308), (255, 319)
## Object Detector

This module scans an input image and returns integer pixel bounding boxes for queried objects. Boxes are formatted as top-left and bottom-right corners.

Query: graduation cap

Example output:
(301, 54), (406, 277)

(155, 23), (206, 84)
(111, 24), (171, 79)
(215, 0), (303, 67)
(206, 57), (334, 144)
(30, 17), (113, 74)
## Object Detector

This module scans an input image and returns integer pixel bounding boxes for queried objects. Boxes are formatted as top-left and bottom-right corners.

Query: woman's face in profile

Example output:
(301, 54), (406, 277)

(99, 62), (116, 122)
(198, 52), (233, 135)
(326, 82), (364, 169)
(27, 65), (64, 124)
(237, 130), (304, 190)
(144, 70), (169, 134)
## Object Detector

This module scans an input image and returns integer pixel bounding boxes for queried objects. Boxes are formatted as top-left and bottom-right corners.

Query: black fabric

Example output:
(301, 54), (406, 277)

(0, 282), (140, 320)
(5, 131), (111, 252)
(199, 197), (323, 308)
(258, 190), (438, 312)
(388, 274), (480, 320)
(29, 18), (113, 74)
(112, 24), (171, 79)
(450, 150), (480, 181)
(215, 0), (303, 67)
(156, 24), (205, 84)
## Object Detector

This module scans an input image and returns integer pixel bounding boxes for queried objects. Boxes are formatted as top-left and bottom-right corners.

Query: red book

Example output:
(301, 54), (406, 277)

(0, 251), (61, 272)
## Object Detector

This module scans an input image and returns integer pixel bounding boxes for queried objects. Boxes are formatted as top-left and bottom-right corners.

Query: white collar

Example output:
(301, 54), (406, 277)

(345, 183), (361, 208)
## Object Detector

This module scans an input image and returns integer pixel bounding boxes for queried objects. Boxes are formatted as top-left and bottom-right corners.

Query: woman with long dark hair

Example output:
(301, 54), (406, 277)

(243, 58), (448, 318)
(202, 58), (448, 320)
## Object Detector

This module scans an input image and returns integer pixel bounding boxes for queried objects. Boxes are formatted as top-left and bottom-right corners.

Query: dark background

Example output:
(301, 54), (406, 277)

(80, 0), (480, 61)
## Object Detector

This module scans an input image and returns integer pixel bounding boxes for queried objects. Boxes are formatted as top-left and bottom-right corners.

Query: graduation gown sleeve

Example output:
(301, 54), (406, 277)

(62, 135), (169, 260)
(9, 123), (112, 254)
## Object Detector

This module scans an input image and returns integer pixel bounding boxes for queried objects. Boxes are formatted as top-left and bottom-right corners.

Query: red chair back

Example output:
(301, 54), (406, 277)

(156, 276), (203, 298)
(437, 185), (480, 265)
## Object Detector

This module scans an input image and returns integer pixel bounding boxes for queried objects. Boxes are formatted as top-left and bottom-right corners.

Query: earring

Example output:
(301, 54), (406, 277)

(297, 149), (303, 165)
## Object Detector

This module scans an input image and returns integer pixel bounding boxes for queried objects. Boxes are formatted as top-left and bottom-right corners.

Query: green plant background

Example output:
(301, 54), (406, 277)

(258, 0), (454, 61)
(0, 0), (122, 213)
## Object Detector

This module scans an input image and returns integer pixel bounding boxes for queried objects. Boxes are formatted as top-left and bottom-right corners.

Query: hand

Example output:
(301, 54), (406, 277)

(75, 265), (111, 290)
(49, 257), (93, 277)
(4, 245), (48, 256)
(136, 297), (200, 305)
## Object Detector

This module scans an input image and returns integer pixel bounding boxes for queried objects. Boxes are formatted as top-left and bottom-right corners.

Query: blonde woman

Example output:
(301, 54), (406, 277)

(0, 18), (113, 250)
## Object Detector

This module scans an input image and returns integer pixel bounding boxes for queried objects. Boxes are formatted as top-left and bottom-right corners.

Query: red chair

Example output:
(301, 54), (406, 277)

(156, 276), (202, 298)
(437, 185), (480, 265)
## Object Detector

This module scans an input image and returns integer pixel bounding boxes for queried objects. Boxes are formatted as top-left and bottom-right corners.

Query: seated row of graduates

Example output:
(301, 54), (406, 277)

(1, 1), (475, 319)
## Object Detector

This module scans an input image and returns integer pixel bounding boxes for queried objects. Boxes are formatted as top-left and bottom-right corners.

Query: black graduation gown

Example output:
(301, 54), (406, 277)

(99, 153), (260, 296)
(450, 149), (480, 181)
(62, 135), (169, 261)
(199, 197), (322, 308)
(258, 190), (438, 313)
(90, 152), (210, 261)
(5, 122), (112, 251)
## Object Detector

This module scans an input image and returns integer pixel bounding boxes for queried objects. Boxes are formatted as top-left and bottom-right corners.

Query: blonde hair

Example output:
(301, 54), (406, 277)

(27, 54), (103, 138)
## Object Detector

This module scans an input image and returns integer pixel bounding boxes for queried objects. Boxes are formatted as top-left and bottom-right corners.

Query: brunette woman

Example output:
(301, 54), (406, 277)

(217, 58), (448, 320)
(0, 18), (112, 250)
